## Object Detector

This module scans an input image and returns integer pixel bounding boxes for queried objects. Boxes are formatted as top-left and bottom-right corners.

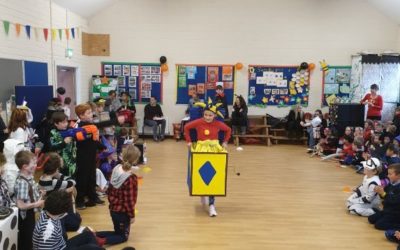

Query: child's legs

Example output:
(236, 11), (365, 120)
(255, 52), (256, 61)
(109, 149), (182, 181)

(209, 196), (215, 206)
(18, 209), (35, 250)
(96, 211), (131, 245)
(370, 212), (400, 230)
(87, 163), (98, 202)
(368, 210), (383, 224)
(240, 126), (246, 135)
(66, 231), (99, 249)
(348, 203), (375, 217)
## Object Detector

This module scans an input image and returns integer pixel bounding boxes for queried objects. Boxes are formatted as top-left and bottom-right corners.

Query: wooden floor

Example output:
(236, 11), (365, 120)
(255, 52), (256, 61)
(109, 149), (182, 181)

(79, 140), (395, 250)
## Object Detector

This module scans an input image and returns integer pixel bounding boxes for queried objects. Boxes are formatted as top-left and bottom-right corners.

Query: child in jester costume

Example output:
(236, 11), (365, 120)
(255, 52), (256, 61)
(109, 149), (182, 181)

(184, 98), (231, 217)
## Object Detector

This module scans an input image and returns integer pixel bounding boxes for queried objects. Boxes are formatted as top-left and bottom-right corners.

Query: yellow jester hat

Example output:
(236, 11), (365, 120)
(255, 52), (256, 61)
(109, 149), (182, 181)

(194, 97), (224, 119)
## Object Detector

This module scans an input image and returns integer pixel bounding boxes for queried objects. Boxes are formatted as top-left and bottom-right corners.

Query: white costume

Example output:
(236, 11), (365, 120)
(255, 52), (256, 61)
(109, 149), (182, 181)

(2, 139), (27, 196)
(346, 158), (382, 216)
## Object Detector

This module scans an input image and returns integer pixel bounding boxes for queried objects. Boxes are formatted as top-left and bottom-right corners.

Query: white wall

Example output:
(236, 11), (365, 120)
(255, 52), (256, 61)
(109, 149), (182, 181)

(87, 0), (398, 132)
(0, 0), (90, 103)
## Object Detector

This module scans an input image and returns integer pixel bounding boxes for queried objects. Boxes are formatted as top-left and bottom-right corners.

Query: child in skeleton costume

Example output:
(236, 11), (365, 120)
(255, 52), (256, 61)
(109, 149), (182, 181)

(184, 98), (231, 217)
(346, 157), (382, 216)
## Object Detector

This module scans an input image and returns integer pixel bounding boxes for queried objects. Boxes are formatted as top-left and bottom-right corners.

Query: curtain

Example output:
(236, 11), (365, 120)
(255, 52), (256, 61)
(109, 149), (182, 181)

(351, 55), (400, 122)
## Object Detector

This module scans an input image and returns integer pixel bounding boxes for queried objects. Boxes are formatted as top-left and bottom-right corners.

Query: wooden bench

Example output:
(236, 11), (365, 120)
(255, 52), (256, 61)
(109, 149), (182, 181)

(269, 128), (307, 145)
(233, 115), (272, 146)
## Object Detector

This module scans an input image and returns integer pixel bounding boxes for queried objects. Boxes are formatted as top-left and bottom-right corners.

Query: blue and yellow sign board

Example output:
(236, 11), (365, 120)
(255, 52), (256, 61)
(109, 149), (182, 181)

(188, 152), (228, 196)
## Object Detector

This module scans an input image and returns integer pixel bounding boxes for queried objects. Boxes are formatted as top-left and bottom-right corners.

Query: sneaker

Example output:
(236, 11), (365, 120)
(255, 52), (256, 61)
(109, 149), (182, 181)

(94, 198), (105, 205)
(306, 148), (313, 153)
(160, 136), (165, 141)
(340, 165), (348, 168)
(76, 202), (86, 210)
(85, 200), (96, 207)
(96, 236), (106, 247)
(209, 204), (217, 217)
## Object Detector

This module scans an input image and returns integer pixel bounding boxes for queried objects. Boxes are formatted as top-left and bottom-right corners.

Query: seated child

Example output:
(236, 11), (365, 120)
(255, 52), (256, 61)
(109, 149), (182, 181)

(368, 163), (400, 230)
(351, 137), (365, 172)
(321, 126), (353, 161)
(380, 144), (400, 187)
(95, 144), (140, 246)
(311, 127), (337, 157)
(33, 190), (105, 250)
(363, 120), (374, 146)
(338, 135), (355, 167)
(347, 158), (381, 216)
(0, 153), (12, 207)
(14, 150), (44, 250)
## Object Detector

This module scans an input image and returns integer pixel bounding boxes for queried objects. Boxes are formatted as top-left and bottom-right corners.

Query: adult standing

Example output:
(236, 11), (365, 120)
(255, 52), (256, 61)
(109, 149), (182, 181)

(361, 84), (383, 121)
(144, 97), (166, 141)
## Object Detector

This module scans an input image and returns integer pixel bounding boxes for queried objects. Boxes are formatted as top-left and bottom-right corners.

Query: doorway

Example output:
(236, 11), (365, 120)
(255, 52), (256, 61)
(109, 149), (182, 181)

(57, 66), (77, 119)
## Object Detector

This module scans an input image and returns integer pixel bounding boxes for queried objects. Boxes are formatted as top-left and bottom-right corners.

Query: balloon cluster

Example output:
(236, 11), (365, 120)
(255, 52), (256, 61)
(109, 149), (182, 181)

(159, 56), (168, 72)
(299, 62), (315, 71)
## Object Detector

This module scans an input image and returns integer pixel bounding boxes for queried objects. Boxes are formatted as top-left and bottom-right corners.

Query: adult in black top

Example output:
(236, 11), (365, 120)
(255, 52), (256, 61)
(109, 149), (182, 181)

(144, 97), (166, 141)
(286, 104), (304, 138)
(231, 95), (248, 135)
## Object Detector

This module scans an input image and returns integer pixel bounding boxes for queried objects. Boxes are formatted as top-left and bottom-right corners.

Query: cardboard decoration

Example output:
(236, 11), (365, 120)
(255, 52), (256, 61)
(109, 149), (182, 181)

(188, 152), (228, 196)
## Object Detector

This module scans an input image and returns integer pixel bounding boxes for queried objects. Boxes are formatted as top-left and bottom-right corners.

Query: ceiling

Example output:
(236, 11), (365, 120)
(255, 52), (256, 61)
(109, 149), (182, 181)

(52, 0), (118, 19)
(52, 0), (400, 24)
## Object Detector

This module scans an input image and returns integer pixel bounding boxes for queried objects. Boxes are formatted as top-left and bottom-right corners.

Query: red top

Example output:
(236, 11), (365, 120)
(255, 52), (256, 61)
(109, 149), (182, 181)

(341, 143), (354, 159)
(107, 175), (137, 218)
(361, 93), (383, 117)
(184, 118), (231, 143)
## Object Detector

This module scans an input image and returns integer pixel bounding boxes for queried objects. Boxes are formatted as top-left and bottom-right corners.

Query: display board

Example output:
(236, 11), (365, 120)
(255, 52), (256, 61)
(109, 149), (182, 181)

(176, 64), (235, 105)
(101, 62), (163, 103)
(322, 66), (352, 106)
(247, 65), (310, 107)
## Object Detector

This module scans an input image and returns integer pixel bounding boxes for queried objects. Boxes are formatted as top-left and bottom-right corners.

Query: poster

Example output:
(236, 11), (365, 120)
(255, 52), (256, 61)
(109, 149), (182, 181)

(188, 85), (197, 96)
(130, 65), (139, 76)
(197, 83), (205, 94)
(129, 88), (136, 99)
(141, 81), (152, 98)
(207, 67), (219, 83)
(178, 76), (187, 87)
(151, 75), (161, 83)
(151, 66), (161, 75)
(141, 66), (151, 75)
(117, 76), (125, 87)
(224, 81), (233, 89)
(113, 65), (122, 76)
(322, 66), (352, 106)
(104, 65), (112, 76)
(179, 66), (186, 75)
(123, 65), (130, 76)
(128, 77), (136, 87)
(222, 66), (233, 81)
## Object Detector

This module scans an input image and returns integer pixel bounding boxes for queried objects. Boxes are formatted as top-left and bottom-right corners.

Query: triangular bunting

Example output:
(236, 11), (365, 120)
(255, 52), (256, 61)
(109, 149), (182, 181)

(71, 28), (75, 39)
(58, 29), (62, 40)
(25, 25), (31, 39)
(3, 21), (10, 35)
(34, 27), (39, 40)
(52, 29), (57, 40)
(65, 28), (69, 40)
(15, 23), (21, 37)
(43, 28), (49, 41)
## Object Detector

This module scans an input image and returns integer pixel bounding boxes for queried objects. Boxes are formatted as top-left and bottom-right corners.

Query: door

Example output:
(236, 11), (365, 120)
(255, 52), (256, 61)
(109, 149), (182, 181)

(57, 66), (76, 119)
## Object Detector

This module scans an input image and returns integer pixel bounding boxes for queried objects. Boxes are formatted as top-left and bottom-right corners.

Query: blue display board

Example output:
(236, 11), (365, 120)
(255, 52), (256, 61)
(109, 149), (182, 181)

(322, 66), (351, 106)
(247, 65), (310, 107)
(15, 85), (53, 128)
(101, 62), (163, 103)
(24, 61), (48, 86)
(176, 64), (235, 105)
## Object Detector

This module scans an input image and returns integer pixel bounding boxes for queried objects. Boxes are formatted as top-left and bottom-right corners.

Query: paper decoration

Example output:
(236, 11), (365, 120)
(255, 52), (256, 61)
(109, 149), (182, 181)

(52, 29), (57, 40)
(25, 25), (31, 39)
(15, 23), (21, 36)
(0, 19), (80, 41)
(3, 21), (10, 35)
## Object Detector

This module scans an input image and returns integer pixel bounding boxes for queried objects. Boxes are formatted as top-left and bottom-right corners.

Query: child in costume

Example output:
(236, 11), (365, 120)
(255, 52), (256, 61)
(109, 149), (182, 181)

(184, 98), (231, 217)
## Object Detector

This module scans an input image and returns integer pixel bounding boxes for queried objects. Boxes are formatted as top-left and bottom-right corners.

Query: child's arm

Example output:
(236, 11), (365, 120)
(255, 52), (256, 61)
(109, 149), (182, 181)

(16, 198), (43, 210)
(49, 130), (71, 151)
(15, 181), (44, 210)
(123, 176), (138, 220)
(184, 119), (201, 143)
(360, 183), (379, 203)
(379, 186), (400, 206)
(216, 121), (232, 145)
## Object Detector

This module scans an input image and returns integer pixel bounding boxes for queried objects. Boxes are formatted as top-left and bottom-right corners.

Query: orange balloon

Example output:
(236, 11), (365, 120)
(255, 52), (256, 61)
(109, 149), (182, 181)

(161, 64), (168, 72)
(308, 63), (316, 70)
(235, 62), (243, 70)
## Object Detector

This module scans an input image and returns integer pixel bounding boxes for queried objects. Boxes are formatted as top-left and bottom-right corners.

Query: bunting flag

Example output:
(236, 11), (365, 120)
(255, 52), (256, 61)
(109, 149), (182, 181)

(43, 28), (49, 41)
(34, 27), (39, 40)
(52, 29), (56, 40)
(3, 21), (10, 35)
(25, 25), (31, 39)
(0, 19), (81, 42)
(65, 28), (69, 40)
(15, 23), (21, 37)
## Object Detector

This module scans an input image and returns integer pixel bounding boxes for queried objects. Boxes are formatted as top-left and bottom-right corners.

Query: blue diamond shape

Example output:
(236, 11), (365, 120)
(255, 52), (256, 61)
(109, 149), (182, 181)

(198, 161), (216, 185)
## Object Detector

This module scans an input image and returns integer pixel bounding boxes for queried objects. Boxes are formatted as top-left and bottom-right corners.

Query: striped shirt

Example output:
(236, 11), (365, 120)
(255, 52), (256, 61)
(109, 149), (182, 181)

(39, 174), (76, 195)
(32, 211), (66, 250)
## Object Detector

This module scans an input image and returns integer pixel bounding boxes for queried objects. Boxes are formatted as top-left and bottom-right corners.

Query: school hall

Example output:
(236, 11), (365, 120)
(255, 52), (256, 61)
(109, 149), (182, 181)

(0, 0), (400, 249)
